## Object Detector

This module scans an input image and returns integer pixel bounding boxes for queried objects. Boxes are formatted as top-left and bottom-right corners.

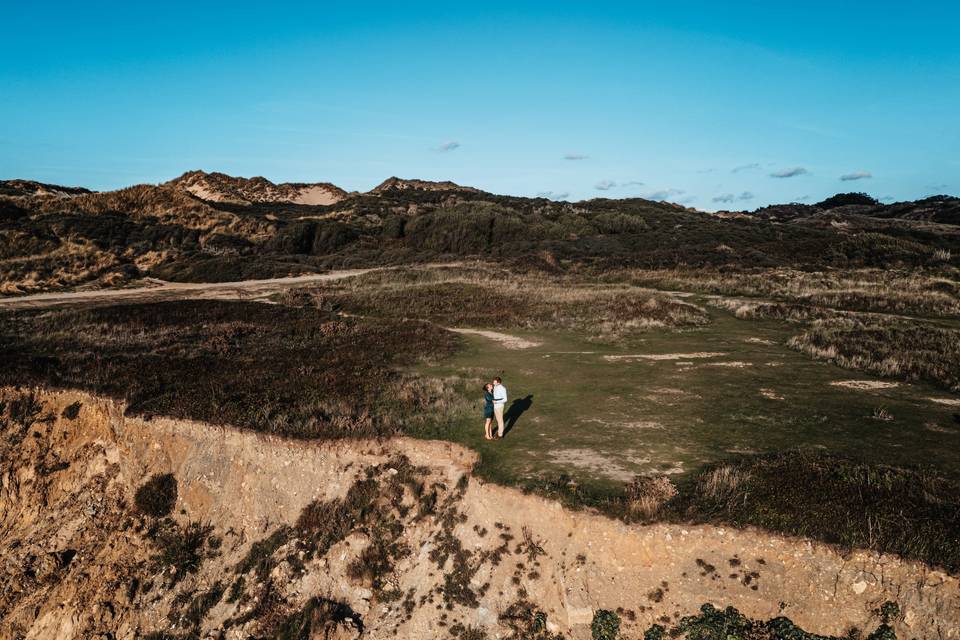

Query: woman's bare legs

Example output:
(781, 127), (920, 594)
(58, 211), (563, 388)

(484, 417), (493, 440)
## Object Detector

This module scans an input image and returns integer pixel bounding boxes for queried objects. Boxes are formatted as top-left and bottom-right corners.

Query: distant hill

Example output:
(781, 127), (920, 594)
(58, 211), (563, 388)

(0, 179), (92, 198)
(369, 176), (482, 195)
(166, 170), (349, 206)
(1, 175), (957, 295)
(736, 192), (960, 226)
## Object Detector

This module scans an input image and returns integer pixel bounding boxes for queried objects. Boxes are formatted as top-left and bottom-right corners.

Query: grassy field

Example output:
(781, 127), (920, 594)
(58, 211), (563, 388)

(411, 303), (960, 491)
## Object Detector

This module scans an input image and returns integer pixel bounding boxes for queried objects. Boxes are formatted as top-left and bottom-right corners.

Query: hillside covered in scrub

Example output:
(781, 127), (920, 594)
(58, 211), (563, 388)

(0, 171), (957, 294)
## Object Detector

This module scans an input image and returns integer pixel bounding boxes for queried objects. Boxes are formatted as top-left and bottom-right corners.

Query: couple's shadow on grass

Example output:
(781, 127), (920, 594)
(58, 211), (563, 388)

(502, 395), (534, 438)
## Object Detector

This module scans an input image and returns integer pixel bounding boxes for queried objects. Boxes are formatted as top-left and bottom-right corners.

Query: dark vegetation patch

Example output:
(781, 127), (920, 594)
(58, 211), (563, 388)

(591, 609), (621, 640)
(323, 267), (708, 341)
(788, 318), (960, 391)
(134, 473), (178, 518)
(498, 599), (563, 640)
(0, 300), (457, 438)
(265, 596), (363, 640)
(642, 601), (899, 640)
(671, 451), (960, 574)
(60, 400), (82, 419)
(149, 520), (221, 586)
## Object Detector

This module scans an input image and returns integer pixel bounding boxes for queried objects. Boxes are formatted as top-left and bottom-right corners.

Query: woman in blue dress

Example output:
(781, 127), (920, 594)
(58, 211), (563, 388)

(482, 382), (495, 440)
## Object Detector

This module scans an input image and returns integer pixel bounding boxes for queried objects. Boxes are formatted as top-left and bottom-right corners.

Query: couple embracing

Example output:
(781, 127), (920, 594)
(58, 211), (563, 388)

(482, 376), (507, 440)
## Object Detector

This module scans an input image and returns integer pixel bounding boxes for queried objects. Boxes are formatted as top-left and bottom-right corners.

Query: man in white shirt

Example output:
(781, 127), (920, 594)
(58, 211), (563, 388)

(492, 376), (508, 438)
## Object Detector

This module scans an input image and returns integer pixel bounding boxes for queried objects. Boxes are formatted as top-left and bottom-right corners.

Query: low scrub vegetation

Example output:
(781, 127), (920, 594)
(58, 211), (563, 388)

(643, 601), (899, 640)
(619, 267), (960, 318)
(787, 318), (960, 391)
(671, 451), (960, 574)
(0, 300), (457, 438)
(324, 265), (708, 341)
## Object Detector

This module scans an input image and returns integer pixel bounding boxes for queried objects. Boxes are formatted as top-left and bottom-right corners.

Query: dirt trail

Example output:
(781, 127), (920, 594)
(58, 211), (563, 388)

(2, 388), (956, 639)
(0, 262), (465, 311)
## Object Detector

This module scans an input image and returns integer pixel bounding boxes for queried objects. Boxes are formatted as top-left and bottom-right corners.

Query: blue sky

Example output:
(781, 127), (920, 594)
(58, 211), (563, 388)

(2, 2), (957, 209)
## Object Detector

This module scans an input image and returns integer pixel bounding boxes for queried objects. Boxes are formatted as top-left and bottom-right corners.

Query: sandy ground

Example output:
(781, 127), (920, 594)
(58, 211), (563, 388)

(3, 388), (957, 639)
(446, 328), (542, 349)
(830, 380), (901, 391)
(0, 263), (464, 311)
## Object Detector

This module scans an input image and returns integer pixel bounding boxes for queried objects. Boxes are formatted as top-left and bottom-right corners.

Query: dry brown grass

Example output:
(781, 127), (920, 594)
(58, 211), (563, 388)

(787, 317), (960, 391)
(321, 265), (709, 342)
(618, 267), (960, 317)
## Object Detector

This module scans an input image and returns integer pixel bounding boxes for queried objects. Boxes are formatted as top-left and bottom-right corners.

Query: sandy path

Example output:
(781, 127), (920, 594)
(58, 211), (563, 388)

(0, 263), (464, 311)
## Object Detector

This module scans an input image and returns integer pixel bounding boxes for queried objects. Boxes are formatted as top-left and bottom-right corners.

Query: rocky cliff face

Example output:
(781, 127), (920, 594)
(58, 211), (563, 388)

(1, 388), (958, 639)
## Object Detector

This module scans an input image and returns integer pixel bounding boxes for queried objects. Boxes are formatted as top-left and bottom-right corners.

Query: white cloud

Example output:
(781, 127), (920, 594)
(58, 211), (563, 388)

(645, 188), (685, 201)
(712, 193), (735, 203)
(435, 141), (461, 152)
(537, 191), (570, 200)
(594, 180), (617, 191)
(770, 167), (809, 178)
(732, 163), (760, 173)
(564, 153), (588, 160)
(840, 171), (872, 181)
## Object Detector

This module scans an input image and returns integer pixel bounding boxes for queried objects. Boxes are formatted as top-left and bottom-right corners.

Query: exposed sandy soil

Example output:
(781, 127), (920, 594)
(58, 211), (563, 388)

(2, 388), (957, 639)
(446, 328), (542, 349)
(830, 380), (902, 391)
(927, 397), (960, 407)
(602, 352), (727, 362)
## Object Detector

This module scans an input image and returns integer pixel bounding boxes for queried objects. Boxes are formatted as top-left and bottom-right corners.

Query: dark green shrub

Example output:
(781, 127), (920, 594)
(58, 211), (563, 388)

(134, 473), (178, 518)
(591, 609), (620, 640)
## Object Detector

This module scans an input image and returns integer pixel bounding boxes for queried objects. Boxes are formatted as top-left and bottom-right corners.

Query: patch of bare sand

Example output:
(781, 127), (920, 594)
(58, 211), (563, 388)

(548, 448), (638, 482)
(760, 388), (785, 400)
(831, 380), (900, 391)
(706, 361), (753, 368)
(446, 328), (542, 349)
(581, 418), (665, 431)
(927, 397), (960, 407)
(745, 337), (777, 345)
(604, 352), (726, 362)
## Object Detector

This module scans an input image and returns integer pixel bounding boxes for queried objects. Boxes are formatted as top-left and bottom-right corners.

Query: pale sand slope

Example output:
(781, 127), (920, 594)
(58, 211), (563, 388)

(2, 389), (956, 639)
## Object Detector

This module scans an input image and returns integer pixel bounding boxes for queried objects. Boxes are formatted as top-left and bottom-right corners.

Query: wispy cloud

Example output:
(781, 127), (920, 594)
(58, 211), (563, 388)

(794, 195), (812, 202)
(645, 188), (685, 201)
(840, 171), (872, 181)
(435, 141), (461, 152)
(732, 163), (760, 173)
(537, 191), (570, 200)
(880, 196), (895, 202)
(712, 191), (753, 205)
(595, 180), (617, 191)
(620, 180), (645, 187)
(564, 153), (588, 161)
(770, 167), (809, 178)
